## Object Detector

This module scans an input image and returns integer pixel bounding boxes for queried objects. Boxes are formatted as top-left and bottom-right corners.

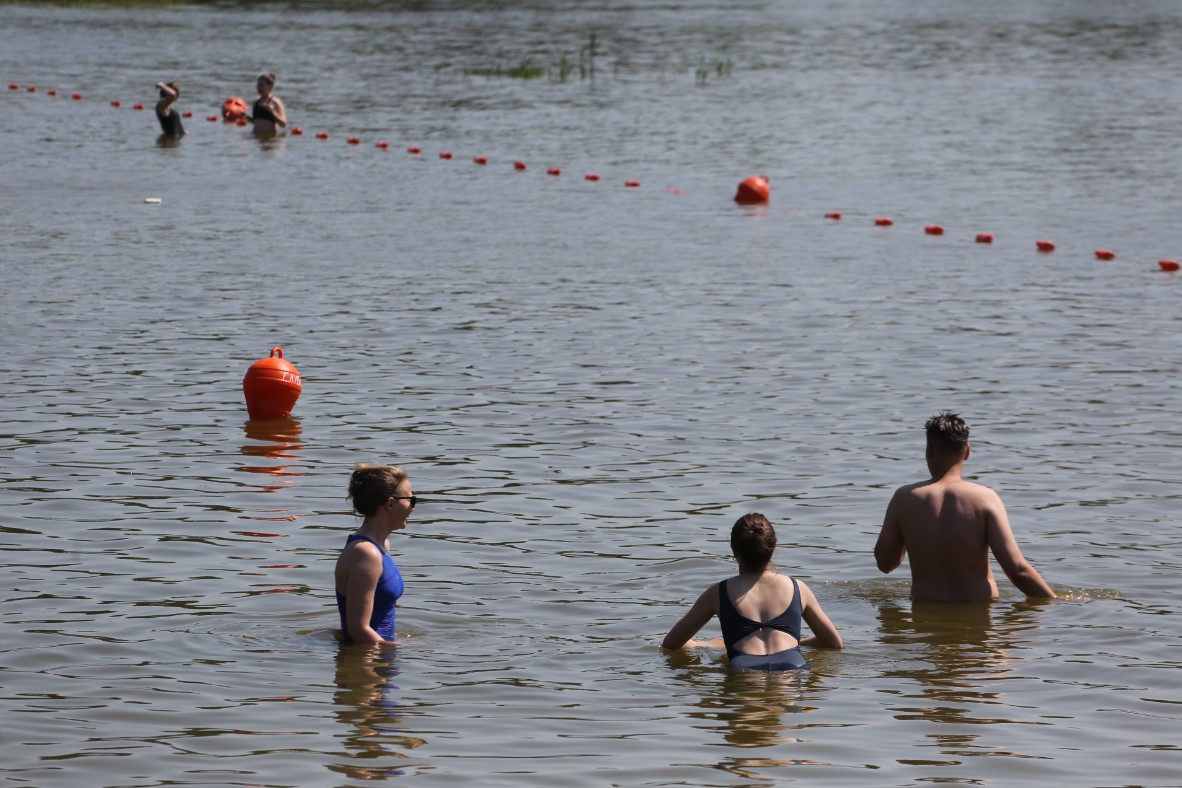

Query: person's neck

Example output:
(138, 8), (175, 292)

(929, 460), (964, 483)
(737, 562), (772, 577)
(357, 517), (391, 543)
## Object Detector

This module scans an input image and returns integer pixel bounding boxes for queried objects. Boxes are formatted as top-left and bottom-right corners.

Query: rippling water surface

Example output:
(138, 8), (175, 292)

(2, 1), (1181, 785)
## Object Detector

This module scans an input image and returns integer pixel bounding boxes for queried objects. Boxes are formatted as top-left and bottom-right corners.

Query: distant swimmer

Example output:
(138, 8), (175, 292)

(248, 72), (286, 133)
(154, 81), (184, 136)
(874, 411), (1057, 602)
(335, 464), (415, 645)
(662, 513), (843, 670)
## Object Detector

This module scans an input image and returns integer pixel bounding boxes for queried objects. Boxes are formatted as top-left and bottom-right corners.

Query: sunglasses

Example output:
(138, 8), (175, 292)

(390, 495), (417, 508)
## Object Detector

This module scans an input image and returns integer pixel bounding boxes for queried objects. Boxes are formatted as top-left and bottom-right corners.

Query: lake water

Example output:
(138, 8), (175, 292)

(2, 1), (1181, 785)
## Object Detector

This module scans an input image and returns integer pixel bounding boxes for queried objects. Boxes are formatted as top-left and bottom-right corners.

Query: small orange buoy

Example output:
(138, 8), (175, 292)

(924, 224), (944, 235)
(474, 155), (488, 165)
(824, 211), (842, 220)
(315, 131), (329, 140)
(243, 347), (303, 421)
(585, 173), (601, 181)
(221, 96), (247, 122)
(1036, 240), (1056, 253)
(975, 232), (994, 244)
(347, 136), (361, 145)
(182, 110), (192, 118)
(291, 127), (303, 135)
(439, 150), (453, 159)
(26, 85), (36, 93)
(514, 161), (527, 170)
(133, 102), (144, 110)
(407, 145), (421, 154)
(375, 140), (389, 149)
(1094, 249), (1116, 261)
(7, 83), (18, 91)
(875, 217), (894, 227)
(71, 93), (83, 100)
(734, 175), (770, 205)
(207, 114), (218, 122)
(110, 99), (121, 107)
(1159, 259), (1180, 272)
(547, 167), (561, 176)
(624, 180), (640, 188)
(667, 187), (689, 195)
(47, 89), (57, 96)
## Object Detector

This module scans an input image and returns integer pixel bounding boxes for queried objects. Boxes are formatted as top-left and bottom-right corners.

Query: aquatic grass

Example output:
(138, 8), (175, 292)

(464, 57), (546, 81)
(453, 33), (732, 86)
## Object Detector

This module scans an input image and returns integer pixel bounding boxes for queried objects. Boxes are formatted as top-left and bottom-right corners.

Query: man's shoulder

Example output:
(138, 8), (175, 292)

(952, 478), (1002, 501)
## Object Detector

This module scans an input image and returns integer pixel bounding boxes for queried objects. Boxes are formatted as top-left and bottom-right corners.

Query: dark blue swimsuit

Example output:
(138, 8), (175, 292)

(252, 97), (279, 123)
(156, 107), (184, 136)
(719, 577), (810, 671)
(337, 534), (403, 642)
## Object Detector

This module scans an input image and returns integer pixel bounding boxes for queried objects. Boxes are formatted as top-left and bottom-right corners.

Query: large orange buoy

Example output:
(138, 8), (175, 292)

(221, 96), (248, 122)
(976, 232), (994, 244)
(243, 347), (303, 420)
(734, 175), (770, 205)
(1159, 259), (1180, 272)
(924, 224), (944, 235)
(1094, 249), (1116, 261)
(1036, 240), (1056, 252)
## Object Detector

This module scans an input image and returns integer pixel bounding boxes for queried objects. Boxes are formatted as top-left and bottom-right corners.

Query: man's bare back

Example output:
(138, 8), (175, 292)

(874, 413), (1055, 603)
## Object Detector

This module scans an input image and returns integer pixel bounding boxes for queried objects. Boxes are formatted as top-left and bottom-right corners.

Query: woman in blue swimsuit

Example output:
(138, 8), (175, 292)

(335, 464), (415, 644)
(662, 513), (843, 669)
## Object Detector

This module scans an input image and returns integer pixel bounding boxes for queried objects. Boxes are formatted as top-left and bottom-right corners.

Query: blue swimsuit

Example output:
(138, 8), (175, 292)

(719, 577), (810, 671)
(337, 533), (403, 642)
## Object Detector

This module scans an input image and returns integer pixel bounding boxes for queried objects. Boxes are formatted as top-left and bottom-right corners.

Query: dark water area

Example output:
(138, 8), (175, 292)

(1, 1), (1181, 785)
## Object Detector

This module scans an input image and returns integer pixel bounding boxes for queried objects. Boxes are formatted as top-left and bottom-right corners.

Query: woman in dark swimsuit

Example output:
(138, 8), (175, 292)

(662, 513), (843, 669)
(249, 72), (287, 134)
(334, 464), (415, 645)
(154, 81), (184, 136)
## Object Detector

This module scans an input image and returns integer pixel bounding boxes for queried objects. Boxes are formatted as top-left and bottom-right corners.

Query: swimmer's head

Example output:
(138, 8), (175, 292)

(731, 513), (776, 570)
(925, 411), (970, 456)
(257, 73), (276, 90)
(347, 463), (409, 518)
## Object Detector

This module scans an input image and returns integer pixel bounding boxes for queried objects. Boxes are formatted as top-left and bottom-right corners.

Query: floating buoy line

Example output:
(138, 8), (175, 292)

(6, 80), (1179, 273)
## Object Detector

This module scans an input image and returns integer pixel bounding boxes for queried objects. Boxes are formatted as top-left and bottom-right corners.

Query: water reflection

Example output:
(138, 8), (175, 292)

(241, 418), (304, 492)
(665, 650), (832, 775)
(251, 130), (287, 154)
(876, 598), (1051, 730)
(329, 647), (425, 781)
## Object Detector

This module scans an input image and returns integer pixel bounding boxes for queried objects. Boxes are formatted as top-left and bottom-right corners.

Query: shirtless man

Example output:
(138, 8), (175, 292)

(874, 412), (1056, 602)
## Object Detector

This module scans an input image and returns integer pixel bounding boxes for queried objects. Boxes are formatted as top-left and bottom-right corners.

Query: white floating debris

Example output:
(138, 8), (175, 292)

(144, 197), (162, 204)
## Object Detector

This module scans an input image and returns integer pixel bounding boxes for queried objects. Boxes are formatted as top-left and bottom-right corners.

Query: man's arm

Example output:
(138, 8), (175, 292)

(984, 491), (1056, 598)
(874, 490), (907, 574)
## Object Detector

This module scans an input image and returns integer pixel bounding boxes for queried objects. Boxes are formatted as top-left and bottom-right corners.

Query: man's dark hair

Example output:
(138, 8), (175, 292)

(925, 411), (970, 455)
